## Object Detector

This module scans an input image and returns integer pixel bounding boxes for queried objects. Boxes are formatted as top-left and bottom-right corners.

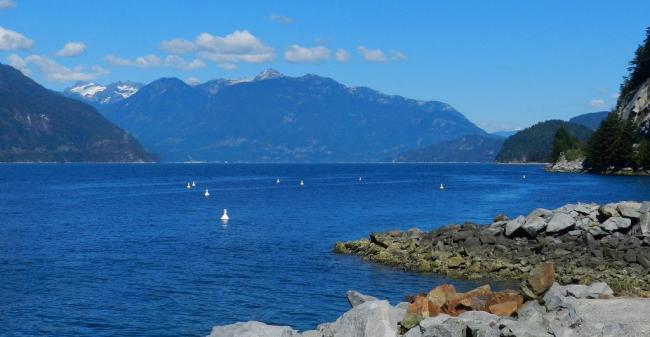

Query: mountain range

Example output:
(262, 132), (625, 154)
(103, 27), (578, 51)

(93, 69), (487, 162)
(392, 134), (505, 162)
(64, 81), (142, 106)
(569, 111), (609, 130)
(0, 63), (157, 162)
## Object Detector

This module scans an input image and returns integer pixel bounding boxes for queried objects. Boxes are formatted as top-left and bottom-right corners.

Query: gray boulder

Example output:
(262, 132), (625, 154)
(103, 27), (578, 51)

(600, 217), (631, 231)
(617, 202), (642, 219)
(207, 321), (300, 337)
(526, 208), (553, 222)
(499, 319), (553, 337)
(420, 316), (467, 337)
(318, 300), (401, 337)
(640, 211), (650, 237)
(505, 216), (526, 237)
(346, 291), (378, 308)
(574, 203), (598, 215)
(523, 217), (548, 237)
(546, 213), (575, 233)
(599, 204), (620, 218)
(569, 297), (650, 336)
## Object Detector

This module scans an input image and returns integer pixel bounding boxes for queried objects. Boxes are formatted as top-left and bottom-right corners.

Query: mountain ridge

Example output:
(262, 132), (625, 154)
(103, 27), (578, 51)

(100, 69), (487, 162)
(0, 63), (157, 163)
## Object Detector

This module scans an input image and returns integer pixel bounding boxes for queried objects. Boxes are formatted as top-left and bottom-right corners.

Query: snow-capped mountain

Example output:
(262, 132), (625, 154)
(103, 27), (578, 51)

(64, 81), (143, 105)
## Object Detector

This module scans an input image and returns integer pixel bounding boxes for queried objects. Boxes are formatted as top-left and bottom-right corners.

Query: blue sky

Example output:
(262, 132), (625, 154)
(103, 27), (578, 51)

(1, 0), (649, 132)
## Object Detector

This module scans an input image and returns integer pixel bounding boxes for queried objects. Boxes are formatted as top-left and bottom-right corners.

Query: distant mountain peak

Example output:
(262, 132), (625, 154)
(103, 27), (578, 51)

(255, 68), (284, 81)
(64, 80), (141, 105)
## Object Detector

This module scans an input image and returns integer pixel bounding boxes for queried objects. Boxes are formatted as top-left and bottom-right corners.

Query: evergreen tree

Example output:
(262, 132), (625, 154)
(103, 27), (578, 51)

(551, 127), (579, 162)
(619, 27), (650, 105)
(585, 113), (620, 171)
(616, 119), (638, 167)
(638, 138), (650, 169)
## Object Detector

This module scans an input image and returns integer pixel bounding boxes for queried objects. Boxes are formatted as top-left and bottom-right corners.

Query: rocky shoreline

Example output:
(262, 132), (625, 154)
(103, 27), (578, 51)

(207, 272), (650, 337)
(334, 201), (650, 296)
(546, 154), (650, 175)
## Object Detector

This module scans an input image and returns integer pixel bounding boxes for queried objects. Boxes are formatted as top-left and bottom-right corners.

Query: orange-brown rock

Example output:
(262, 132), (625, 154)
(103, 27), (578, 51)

(407, 295), (441, 318)
(488, 301), (519, 316)
(444, 284), (492, 315)
(487, 289), (524, 308)
(527, 262), (555, 295)
(427, 284), (457, 306)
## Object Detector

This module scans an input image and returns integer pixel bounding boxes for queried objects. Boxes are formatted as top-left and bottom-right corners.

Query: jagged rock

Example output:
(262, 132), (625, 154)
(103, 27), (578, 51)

(526, 263), (555, 296)
(546, 213), (575, 233)
(640, 211), (650, 236)
(345, 290), (378, 308)
(523, 217), (547, 237)
(569, 297), (650, 336)
(319, 300), (402, 337)
(505, 216), (525, 237)
(617, 202), (642, 219)
(526, 208), (553, 222)
(207, 321), (300, 337)
(445, 285), (492, 315)
(599, 204), (621, 218)
(301, 331), (323, 337)
(600, 217), (631, 231)
(499, 319), (553, 337)
(427, 284), (456, 306)
(420, 316), (467, 337)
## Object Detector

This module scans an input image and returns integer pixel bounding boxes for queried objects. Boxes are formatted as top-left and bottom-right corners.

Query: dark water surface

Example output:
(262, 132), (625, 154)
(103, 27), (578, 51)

(2, 163), (650, 336)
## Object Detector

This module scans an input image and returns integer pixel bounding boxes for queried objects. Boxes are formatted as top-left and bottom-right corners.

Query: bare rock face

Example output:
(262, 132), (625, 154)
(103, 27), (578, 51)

(546, 154), (585, 173)
(207, 321), (300, 337)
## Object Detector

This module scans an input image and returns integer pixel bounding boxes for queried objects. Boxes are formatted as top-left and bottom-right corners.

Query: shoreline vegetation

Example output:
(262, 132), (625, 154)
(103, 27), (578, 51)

(334, 201), (650, 297)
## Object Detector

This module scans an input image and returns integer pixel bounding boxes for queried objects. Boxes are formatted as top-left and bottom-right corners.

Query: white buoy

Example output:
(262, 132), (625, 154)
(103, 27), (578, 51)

(276, 178), (281, 184)
(192, 181), (196, 187)
(186, 182), (191, 189)
(439, 183), (445, 190)
(204, 189), (210, 198)
(220, 209), (229, 221)
(523, 175), (526, 179)
(358, 177), (363, 182)
(300, 180), (305, 187)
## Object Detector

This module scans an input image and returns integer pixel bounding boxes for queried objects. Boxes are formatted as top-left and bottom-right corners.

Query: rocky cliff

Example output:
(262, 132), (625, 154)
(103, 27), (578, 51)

(617, 78), (650, 135)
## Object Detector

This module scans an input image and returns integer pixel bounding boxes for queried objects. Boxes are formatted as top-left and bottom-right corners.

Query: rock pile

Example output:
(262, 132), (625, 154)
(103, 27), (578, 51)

(206, 277), (650, 337)
(334, 201), (650, 295)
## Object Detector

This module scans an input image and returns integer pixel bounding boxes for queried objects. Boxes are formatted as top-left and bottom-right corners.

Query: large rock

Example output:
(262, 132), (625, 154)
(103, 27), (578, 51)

(617, 202), (642, 219)
(319, 300), (402, 337)
(426, 284), (456, 306)
(419, 316), (467, 337)
(525, 263), (555, 297)
(346, 291), (378, 308)
(522, 217), (547, 237)
(600, 217), (632, 231)
(640, 211), (650, 237)
(207, 321), (300, 337)
(445, 285), (492, 315)
(546, 213), (575, 233)
(599, 204), (621, 218)
(505, 216), (525, 237)
(526, 208), (553, 222)
(498, 319), (553, 337)
(569, 297), (650, 336)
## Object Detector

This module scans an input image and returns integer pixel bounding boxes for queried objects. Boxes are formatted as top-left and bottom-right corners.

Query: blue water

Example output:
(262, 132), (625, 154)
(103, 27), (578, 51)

(2, 164), (650, 337)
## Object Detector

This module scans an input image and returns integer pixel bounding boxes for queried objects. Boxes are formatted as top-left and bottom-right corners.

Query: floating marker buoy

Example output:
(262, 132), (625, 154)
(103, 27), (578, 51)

(192, 181), (196, 187)
(300, 180), (305, 187)
(523, 175), (526, 179)
(186, 182), (191, 189)
(439, 183), (445, 190)
(220, 209), (229, 221)
(358, 177), (363, 182)
(276, 178), (280, 184)
(204, 189), (210, 198)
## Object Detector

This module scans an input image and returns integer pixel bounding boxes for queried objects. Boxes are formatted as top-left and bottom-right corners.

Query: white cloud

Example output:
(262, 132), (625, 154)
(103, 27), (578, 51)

(104, 54), (204, 71)
(269, 13), (293, 24)
(335, 49), (350, 63)
(160, 38), (196, 54)
(218, 63), (237, 71)
(104, 54), (132, 66)
(135, 54), (163, 68)
(9, 54), (107, 82)
(0, 26), (33, 50)
(0, 0), (16, 10)
(357, 46), (387, 62)
(284, 45), (330, 64)
(55, 42), (86, 57)
(164, 55), (205, 70)
(6, 53), (30, 74)
(588, 99), (607, 108)
(185, 77), (201, 85)
(390, 50), (407, 60)
(196, 30), (275, 64)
